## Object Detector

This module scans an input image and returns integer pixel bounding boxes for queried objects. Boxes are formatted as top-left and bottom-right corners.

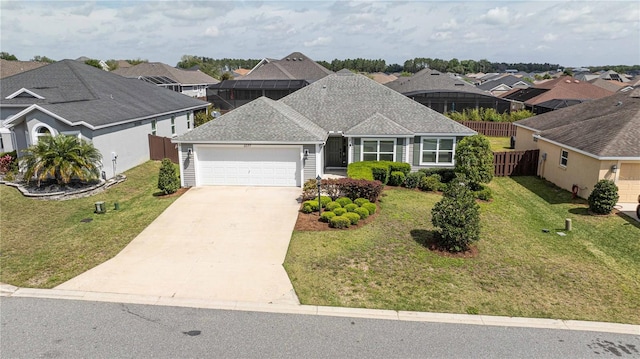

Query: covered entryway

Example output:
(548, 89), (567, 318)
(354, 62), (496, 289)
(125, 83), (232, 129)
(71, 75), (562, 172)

(325, 136), (347, 168)
(195, 145), (301, 187)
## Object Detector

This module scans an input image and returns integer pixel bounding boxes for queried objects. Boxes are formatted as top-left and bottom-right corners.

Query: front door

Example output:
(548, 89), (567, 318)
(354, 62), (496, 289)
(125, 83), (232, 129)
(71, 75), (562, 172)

(325, 136), (346, 167)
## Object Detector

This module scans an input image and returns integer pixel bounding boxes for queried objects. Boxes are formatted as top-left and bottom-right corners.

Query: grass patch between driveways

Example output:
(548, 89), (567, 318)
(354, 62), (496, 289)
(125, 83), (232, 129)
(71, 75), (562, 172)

(284, 176), (640, 324)
(488, 136), (516, 152)
(0, 161), (182, 288)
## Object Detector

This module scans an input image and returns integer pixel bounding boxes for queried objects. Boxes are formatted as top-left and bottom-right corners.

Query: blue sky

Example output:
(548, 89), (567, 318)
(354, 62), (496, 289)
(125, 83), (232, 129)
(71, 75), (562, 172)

(1, 0), (638, 67)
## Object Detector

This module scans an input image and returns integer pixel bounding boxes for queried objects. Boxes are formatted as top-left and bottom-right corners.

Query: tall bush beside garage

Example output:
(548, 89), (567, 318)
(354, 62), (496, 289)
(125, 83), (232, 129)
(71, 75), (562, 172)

(158, 158), (180, 195)
(588, 180), (619, 214)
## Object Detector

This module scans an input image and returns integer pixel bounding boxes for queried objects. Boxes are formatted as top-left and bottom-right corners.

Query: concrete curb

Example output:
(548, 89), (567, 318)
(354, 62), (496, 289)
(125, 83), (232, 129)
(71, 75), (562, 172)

(2, 285), (638, 336)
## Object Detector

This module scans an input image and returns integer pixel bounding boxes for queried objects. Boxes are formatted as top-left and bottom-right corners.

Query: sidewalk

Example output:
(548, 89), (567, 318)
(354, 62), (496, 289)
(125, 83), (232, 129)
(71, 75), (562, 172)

(2, 283), (638, 336)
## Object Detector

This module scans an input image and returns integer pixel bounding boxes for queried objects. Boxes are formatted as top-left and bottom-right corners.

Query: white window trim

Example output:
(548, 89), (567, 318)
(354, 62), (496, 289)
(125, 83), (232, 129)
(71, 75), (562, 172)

(31, 123), (56, 145)
(560, 149), (569, 167)
(419, 137), (456, 166)
(171, 116), (176, 136)
(361, 138), (396, 162)
(151, 119), (157, 136)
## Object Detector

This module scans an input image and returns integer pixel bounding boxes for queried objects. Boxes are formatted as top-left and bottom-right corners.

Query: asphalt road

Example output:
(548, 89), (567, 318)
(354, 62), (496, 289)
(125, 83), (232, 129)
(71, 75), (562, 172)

(1, 297), (639, 358)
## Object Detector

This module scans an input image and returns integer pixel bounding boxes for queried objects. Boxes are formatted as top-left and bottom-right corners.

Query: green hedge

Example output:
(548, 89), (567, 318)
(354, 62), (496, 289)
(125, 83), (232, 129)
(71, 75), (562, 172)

(330, 215), (351, 229)
(347, 161), (411, 184)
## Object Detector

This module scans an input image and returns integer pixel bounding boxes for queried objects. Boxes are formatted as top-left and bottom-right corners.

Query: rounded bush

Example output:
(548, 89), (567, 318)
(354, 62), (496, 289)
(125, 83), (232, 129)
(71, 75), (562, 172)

(474, 187), (493, 201)
(320, 211), (336, 222)
(333, 207), (347, 216)
(320, 195), (332, 207)
(302, 200), (320, 212)
(588, 179), (619, 214)
(344, 203), (358, 212)
(344, 212), (360, 225)
(329, 215), (351, 229)
(362, 202), (376, 215)
(354, 207), (369, 219)
(325, 201), (342, 211)
(404, 171), (425, 189)
(419, 174), (445, 192)
(388, 171), (406, 186)
(336, 197), (353, 207)
(301, 204), (313, 214)
(354, 198), (370, 206)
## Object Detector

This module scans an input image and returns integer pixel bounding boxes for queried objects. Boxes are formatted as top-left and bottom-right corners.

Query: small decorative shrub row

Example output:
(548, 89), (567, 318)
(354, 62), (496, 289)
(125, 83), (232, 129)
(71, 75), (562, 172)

(310, 197), (377, 229)
(347, 161), (411, 184)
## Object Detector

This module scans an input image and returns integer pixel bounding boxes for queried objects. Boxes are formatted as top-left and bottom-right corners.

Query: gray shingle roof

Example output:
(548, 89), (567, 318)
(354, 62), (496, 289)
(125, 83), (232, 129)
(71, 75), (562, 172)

(385, 68), (488, 95)
(476, 75), (530, 91)
(112, 62), (219, 85)
(1, 60), (210, 129)
(175, 72), (475, 143)
(242, 52), (333, 82)
(515, 88), (640, 158)
(175, 97), (327, 143)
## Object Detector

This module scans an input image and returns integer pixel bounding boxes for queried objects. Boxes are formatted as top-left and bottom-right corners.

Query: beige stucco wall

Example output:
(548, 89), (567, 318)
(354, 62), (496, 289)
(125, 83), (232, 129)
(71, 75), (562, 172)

(514, 127), (537, 151)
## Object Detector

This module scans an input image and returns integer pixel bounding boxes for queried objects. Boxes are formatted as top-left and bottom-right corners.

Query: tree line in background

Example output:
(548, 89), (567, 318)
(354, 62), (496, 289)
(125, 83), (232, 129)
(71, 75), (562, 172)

(2, 52), (639, 78)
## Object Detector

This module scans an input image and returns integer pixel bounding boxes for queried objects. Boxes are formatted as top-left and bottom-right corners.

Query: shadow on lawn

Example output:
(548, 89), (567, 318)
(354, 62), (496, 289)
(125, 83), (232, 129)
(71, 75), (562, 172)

(615, 211), (640, 230)
(510, 176), (588, 206)
(410, 229), (438, 247)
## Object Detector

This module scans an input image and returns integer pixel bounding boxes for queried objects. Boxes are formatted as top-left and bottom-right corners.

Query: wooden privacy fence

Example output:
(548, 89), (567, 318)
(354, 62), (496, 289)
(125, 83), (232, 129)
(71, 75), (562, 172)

(494, 149), (539, 177)
(148, 134), (179, 164)
(461, 121), (517, 137)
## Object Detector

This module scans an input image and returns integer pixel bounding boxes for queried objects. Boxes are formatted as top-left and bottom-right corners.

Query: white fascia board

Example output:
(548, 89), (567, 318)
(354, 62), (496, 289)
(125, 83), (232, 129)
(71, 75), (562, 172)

(513, 123), (539, 132)
(5, 88), (45, 99)
(4, 104), (71, 127)
(534, 134), (640, 161)
(91, 103), (210, 130)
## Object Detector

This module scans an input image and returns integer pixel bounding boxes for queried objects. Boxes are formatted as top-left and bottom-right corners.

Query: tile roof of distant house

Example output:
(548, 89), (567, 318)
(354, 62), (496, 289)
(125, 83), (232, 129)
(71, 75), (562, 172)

(515, 88), (640, 158)
(1, 59), (210, 129)
(385, 68), (487, 95)
(112, 62), (219, 85)
(0, 59), (49, 78)
(242, 52), (333, 82)
(368, 72), (398, 84)
(503, 76), (614, 105)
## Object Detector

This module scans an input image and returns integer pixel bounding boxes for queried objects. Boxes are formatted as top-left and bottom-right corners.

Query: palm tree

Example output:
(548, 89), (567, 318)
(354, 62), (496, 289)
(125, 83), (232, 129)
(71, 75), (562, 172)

(21, 134), (102, 186)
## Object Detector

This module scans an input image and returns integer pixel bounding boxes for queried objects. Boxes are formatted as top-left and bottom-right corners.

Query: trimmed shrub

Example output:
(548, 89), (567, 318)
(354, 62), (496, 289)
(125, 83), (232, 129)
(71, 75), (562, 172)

(303, 200), (320, 212)
(370, 163), (390, 184)
(354, 207), (369, 219)
(325, 201), (342, 211)
(320, 211), (336, 222)
(419, 168), (456, 183)
(454, 135), (494, 190)
(431, 181), (481, 252)
(362, 202), (377, 215)
(588, 180), (619, 214)
(320, 195), (332, 207)
(0, 150), (18, 174)
(474, 186), (493, 201)
(389, 162), (411, 176)
(158, 158), (180, 195)
(404, 171), (425, 189)
(354, 198), (370, 206)
(344, 212), (360, 225)
(335, 197), (353, 207)
(301, 204), (313, 214)
(329, 215), (351, 229)
(302, 179), (318, 201)
(339, 179), (383, 202)
(320, 178), (341, 200)
(344, 203), (358, 212)
(419, 174), (445, 192)
(347, 162), (375, 181)
(388, 171), (406, 186)
(333, 208), (347, 216)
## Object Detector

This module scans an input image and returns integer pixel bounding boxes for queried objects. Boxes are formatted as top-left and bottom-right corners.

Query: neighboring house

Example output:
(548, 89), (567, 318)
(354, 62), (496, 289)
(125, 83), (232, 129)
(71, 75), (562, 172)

(476, 75), (531, 96)
(368, 72), (398, 85)
(588, 78), (634, 93)
(0, 59), (48, 78)
(173, 70), (476, 188)
(385, 68), (513, 114)
(232, 68), (251, 78)
(0, 60), (210, 177)
(207, 52), (333, 111)
(514, 89), (640, 202)
(75, 56), (109, 71)
(113, 62), (219, 100)
(501, 76), (615, 114)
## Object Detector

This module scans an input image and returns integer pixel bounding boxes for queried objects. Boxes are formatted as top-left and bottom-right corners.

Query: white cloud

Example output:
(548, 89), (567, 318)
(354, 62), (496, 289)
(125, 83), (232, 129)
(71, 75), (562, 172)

(479, 7), (511, 25)
(205, 26), (220, 38)
(304, 36), (332, 47)
(437, 19), (459, 31)
(543, 33), (558, 42)
(430, 32), (452, 41)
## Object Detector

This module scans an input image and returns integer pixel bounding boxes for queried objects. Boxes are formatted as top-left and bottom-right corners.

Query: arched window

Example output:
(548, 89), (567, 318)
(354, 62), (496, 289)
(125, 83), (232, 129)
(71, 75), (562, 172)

(32, 124), (55, 145)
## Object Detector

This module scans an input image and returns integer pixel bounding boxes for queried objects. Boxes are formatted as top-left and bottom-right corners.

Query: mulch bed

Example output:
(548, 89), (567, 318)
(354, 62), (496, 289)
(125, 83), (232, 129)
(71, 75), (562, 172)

(294, 202), (380, 231)
(154, 187), (189, 198)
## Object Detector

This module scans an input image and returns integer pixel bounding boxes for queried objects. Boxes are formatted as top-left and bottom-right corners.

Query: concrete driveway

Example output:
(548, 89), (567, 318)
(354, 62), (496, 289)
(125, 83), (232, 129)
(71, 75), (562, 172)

(56, 186), (302, 304)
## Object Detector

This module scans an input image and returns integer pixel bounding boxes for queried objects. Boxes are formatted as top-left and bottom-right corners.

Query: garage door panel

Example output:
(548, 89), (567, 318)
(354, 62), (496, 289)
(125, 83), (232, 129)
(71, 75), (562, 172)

(196, 146), (300, 187)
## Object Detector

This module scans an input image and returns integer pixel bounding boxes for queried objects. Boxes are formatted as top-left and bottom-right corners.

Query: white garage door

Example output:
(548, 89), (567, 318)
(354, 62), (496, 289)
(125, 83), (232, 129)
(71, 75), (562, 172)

(196, 146), (301, 187)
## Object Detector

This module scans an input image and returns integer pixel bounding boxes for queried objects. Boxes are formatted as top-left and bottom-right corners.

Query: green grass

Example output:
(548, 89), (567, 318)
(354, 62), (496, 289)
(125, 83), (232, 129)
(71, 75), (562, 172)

(284, 176), (640, 324)
(0, 161), (183, 288)
(488, 136), (516, 152)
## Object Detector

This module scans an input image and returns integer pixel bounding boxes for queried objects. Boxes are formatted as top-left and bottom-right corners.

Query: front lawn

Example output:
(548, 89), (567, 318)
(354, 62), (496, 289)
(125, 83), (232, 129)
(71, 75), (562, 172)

(284, 176), (640, 324)
(0, 161), (183, 288)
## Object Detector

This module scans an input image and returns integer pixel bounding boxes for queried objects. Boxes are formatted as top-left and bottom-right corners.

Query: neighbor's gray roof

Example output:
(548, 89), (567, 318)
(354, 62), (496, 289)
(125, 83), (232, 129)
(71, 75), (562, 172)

(281, 72), (476, 135)
(242, 52), (333, 82)
(385, 68), (488, 95)
(113, 62), (219, 85)
(476, 75), (530, 91)
(1, 60), (210, 129)
(174, 72), (475, 144)
(515, 88), (640, 158)
(174, 97), (327, 143)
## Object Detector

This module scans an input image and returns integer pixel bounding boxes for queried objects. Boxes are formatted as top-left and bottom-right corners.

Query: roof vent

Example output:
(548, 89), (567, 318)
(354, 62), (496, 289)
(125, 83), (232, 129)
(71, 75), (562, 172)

(299, 58), (303, 61)
(574, 80), (579, 83)
(431, 73), (440, 75)
(292, 58), (297, 61)
(454, 83), (464, 86)
(565, 80), (571, 83)
(286, 58), (290, 61)
(616, 101), (623, 106)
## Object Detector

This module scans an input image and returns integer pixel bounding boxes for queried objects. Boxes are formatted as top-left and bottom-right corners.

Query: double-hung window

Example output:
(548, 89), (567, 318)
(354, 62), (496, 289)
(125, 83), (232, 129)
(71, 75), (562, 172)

(151, 119), (157, 135)
(187, 113), (191, 129)
(362, 139), (395, 161)
(171, 116), (176, 136)
(421, 137), (455, 165)
(560, 149), (568, 167)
